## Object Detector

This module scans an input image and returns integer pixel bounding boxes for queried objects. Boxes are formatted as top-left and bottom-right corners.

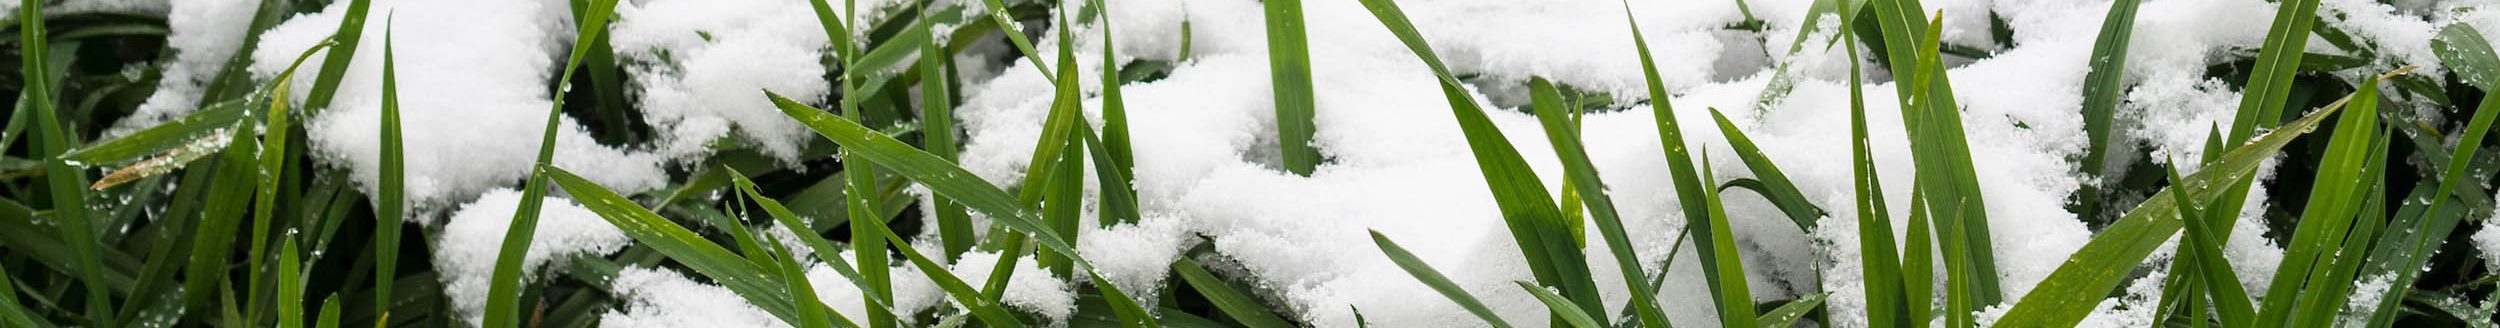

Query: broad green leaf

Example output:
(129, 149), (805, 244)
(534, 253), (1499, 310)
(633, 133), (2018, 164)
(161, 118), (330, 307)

(479, 0), (619, 326)
(1370, 231), (1512, 328)
(1995, 81), (2356, 326)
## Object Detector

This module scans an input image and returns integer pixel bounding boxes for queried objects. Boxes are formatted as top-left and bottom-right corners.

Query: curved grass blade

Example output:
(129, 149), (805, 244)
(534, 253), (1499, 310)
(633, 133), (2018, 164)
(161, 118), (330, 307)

(1352, 0), (1604, 322)
(1995, 80), (2359, 326)
(766, 92), (1160, 327)
(2161, 161), (2255, 327)
(479, 0), (620, 326)
(60, 99), (247, 166)
(768, 237), (838, 328)
(545, 167), (807, 323)
(1529, 77), (1670, 327)
(1618, 1), (1759, 323)
(1756, 293), (1828, 328)
(881, 227), (1026, 328)
(1266, 0), (1319, 176)
(1696, 153), (1761, 327)
(300, 0), (371, 113)
(727, 167), (901, 318)
(1515, 281), (1604, 328)
(17, 1), (114, 323)
(1707, 107), (1823, 230)
(1370, 231), (1512, 328)
(1173, 257), (1295, 328)
(314, 294), (338, 328)
(2073, 0), (2142, 222)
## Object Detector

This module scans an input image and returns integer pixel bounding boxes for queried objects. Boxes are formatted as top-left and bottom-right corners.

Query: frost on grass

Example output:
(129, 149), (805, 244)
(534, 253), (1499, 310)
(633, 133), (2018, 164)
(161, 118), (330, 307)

(239, 0), (666, 213)
(114, 0), (255, 134)
(433, 189), (631, 326)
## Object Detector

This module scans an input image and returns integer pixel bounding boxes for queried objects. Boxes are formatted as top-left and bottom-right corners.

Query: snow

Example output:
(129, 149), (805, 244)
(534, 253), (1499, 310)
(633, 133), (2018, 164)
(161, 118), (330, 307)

(242, 0), (667, 213)
(2477, 196), (2500, 272)
(433, 189), (632, 326)
(112, 0), (257, 135)
(607, 0), (834, 162)
(601, 266), (785, 328)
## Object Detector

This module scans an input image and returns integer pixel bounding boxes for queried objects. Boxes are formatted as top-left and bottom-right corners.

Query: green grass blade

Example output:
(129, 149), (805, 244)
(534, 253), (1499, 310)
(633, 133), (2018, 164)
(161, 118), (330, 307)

(881, 227), (1026, 328)
(2359, 24), (2500, 327)
(1515, 281), (1604, 328)
(969, 0), (1054, 77)
(479, 0), (620, 326)
(1707, 107), (1823, 230)
(1528, 77), (1669, 327)
(1995, 83), (2359, 326)
(184, 118), (260, 316)
(1352, 0), (1605, 322)
(0, 264), (50, 327)
(1756, 293), (1828, 328)
(279, 239), (305, 328)
(769, 238), (837, 328)
(1865, 0), (2001, 305)
(1265, 0), (1319, 176)
(1902, 187), (1933, 326)
(727, 167), (901, 319)
(2161, 162), (2255, 327)
(915, 0), (975, 260)
(299, 0), (371, 113)
(2074, 0), (2142, 222)
(1696, 154), (1761, 327)
(2291, 147), (2386, 328)
(1750, 0), (1841, 109)
(60, 100), (247, 166)
(2224, 0), (2321, 144)
(544, 167), (805, 323)
(314, 294), (338, 328)
(766, 92), (1158, 327)
(1077, 124), (1139, 227)
(371, 18), (405, 325)
(1037, 118), (1084, 278)
(1845, 16), (1911, 325)
(1369, 231), (1512, 328)
(1093, 0), (1135, 185)
(1618, 1), (1758, 322)
(17, 1), (114, 323)
(2252, 70), (2394, 327)
(1173, 258), (1295, 328)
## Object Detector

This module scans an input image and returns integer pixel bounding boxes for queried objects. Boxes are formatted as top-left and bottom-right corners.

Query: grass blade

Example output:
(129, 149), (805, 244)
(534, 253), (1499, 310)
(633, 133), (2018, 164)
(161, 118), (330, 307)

(60, 100), (247, 166)
(0, 264), (50, 327)
(1529, 77), (1670, 327)
(1266, 0), (1319, 175)
(766, 92), (1159, 327)
(1707, 107), (1823, 230)
(915, 0), (975, 260)
(1618, 2), (1758, 323)
(2252, 69), (2395, 326)
(17, 1), (115, 323)
(1352, 0), (1605, 322)
(1995, 79), (2362, 326)
(1844, 13), (1911, 325)
(1515, 281), (1604, 328)
(279, 239), (305, 328)
(1696, 153), (1761, 327)
(727, 167), (902, 319)
(1866, 0), (2002, 305)
(2291, 152), (2385, 328)
(1173, 258), (1295, 328)
(1756, 293), (1829, 328)
(768, 237), (838, 328)
(314, 294), (338, 328)
(479, 0), (619, 326)
(545, 167), (806, 323)
(2162, 162), (2255, 326)
(2358, 24), (2500, 327)
(371, 16), (405, 325)
(2074, 0), (2142, 222)
(1369, 231), (1512, 328)
(2224, 0), (2322, 145)
(299, 0), (371, 113)
(881, 227), (1026, 328)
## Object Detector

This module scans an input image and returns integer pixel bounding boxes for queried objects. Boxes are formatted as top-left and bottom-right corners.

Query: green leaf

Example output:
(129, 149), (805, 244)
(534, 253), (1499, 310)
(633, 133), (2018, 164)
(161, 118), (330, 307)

(61, 99), (247, 167)
(2074, 0), (2142, 222)
(2223, 0), (2319, 144)
(768, 236), (840, 328)
(372, 18), (406, 325)
(2359, 24), (2500, 327)
(1844, 14), (1913, 325)
(279, 239), (306, 328)
(1173, 257), (1296, 328)
(1696, 153), (1761, 327)
(916, 0), (976, 260)
(1995, 80), (2358, 326)
(315, 294), (339, 328)
(1755, 293), (1829, 328)
(1369, 230), (1512, 328)
(728, 167), (902, 320)
(18, 1), (114, 323)
(2162, 161), (2255, 327)
(2252, 69), (2394, 327)
(479, 0), (620, 326)
(766, 92), (1158, 327)
(1707, 107), (1824, 230)
(2289, 138), (2389, 328)
(1350, 0), (1604, 322)
(300, 0), (372, 113)
(880, 226), (1027, 328)
(1618, 1), (1756, 323)
(1866, 0), (2002, 305)
(0, 264), (49, 327)
(1515, 281), (1604, 328)
(544, 167), (806, 323)
(1266, 0), (1319, 176)
(1528, 77), (1670, 328)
